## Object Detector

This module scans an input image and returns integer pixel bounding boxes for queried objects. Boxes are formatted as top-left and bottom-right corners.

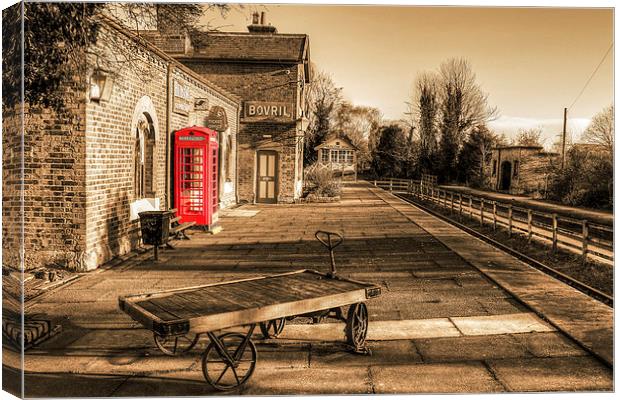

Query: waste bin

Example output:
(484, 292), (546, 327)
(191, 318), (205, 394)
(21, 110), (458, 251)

(139, 211), (171, 260)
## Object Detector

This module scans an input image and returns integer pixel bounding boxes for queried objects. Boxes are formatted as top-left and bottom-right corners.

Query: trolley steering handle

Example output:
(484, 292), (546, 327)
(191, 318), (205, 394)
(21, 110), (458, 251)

(315, 230), (344, 250)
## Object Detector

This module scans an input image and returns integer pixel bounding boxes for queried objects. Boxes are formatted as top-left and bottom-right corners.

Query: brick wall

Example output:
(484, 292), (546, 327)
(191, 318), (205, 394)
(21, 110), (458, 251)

(488, 147), (558, 195)
(515, 153), (557, 195)
(2, 22), (239, 272)
(181, 60), (303, 203)
(82, 24), (239, 270)
(2, 83), (87, 271)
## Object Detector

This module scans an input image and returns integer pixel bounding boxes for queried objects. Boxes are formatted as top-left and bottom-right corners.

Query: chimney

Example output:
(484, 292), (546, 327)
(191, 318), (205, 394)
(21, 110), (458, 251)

(247, 11), (277, 34)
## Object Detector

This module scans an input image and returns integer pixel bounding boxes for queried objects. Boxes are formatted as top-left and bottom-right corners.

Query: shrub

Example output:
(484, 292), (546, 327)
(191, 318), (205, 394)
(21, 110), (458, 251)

(546, 146), (612, 209)
(304, 164), (342, 198)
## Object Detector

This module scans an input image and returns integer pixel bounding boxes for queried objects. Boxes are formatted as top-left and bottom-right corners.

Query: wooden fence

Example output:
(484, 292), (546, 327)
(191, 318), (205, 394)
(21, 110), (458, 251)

(372, 178), (613, 265)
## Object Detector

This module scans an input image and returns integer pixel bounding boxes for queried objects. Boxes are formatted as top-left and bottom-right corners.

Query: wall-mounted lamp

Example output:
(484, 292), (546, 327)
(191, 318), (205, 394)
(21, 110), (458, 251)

(89, 69), (114, 102)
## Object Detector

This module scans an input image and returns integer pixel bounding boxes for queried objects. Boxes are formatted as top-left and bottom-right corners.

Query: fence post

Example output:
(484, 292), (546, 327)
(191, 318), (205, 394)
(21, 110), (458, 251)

(443, 190), (447, 208)
(458, 194), (463, 219)
(469, 197), (473, 219)
(527, 210), (533, 242)
(582, 220), (589, 263)
(374, 179), (377, 187)
(450, 192), (454, 214)
(389, 178), (393, 192)
(480, 199), (484, 227)
(508, 205), (513, 238)
(492, 201), (497, 231)
(552, 213), (558, 253)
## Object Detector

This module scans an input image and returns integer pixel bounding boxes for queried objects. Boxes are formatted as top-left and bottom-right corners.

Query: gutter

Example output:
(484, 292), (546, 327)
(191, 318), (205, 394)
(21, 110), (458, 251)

(165, 63), (174, 209)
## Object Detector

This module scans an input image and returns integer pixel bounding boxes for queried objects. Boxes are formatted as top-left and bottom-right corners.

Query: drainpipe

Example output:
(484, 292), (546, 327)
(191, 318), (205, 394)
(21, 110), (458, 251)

(165, 63), (174, 209)
(235, 103), (240, 204)
(496, 148), (501, 191)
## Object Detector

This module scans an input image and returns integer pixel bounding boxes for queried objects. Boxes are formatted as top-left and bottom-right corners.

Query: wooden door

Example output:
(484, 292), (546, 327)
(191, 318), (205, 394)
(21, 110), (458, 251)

(256, 150), (278, 203)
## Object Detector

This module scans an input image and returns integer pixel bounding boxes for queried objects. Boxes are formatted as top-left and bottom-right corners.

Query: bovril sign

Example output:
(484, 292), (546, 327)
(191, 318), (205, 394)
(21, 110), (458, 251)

(243, 101), (294, 122)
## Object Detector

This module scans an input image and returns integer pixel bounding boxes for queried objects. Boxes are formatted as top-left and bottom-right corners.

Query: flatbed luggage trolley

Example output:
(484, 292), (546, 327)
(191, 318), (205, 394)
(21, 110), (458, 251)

(118, 231), (382, 391)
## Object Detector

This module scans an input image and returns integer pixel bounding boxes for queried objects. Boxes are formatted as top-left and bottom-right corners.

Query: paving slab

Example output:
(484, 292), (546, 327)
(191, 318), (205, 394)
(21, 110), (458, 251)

(488, 356), (613, 392)
(241, 366), (372, 395)
(309, 340), (422, 367)
(415, 334), (529, 362)
(21, 371), (128, 397)
(280, 319), (461, 342)
(110, 374), (214, 397)
(370, 362), (505, 393)
(451, 313), (555, 336)
(510, 331), (589, 358)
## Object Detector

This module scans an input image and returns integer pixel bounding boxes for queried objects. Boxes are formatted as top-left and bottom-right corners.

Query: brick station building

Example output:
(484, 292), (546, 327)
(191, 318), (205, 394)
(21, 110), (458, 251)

(487, 145), (559, 194)
(2, 17), (240, 271)
(145, 12), (312, 203)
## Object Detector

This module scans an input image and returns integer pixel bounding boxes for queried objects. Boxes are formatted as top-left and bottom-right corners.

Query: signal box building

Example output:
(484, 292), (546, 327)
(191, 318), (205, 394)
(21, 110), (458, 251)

(315, 135), (358, 180)
(146, 12), (311, 203)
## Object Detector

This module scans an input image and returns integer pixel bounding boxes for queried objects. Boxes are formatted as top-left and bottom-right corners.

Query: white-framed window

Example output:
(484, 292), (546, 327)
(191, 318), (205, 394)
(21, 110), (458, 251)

(321, 149), (329, 163)
(345, 151), (354, 164)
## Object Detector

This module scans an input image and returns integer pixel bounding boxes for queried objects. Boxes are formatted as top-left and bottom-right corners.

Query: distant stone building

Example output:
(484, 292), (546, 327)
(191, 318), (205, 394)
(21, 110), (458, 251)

(145, 12), (311, 203)
(315, 135), (358, 180)
(486, 145), (558, 195)
(2, 17), (240, 271)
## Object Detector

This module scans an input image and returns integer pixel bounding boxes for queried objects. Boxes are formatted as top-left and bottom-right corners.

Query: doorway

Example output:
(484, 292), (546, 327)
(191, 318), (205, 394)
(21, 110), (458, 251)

(500, 161), (512, 191)
(256, 150), (278, 203)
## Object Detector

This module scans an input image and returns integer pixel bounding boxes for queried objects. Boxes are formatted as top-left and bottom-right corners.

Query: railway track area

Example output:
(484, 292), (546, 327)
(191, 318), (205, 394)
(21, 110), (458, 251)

(393, 191), (613, 307)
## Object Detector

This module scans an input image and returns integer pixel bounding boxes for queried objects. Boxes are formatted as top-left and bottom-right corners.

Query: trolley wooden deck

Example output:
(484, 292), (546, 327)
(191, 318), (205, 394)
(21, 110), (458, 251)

(118, 269), (381, 391)
(119, 269), (380, 335)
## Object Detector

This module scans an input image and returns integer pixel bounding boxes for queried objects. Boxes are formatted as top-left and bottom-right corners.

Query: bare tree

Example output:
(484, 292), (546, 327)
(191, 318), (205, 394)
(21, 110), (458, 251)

(437, 58), (497, 181)
(438, 58), (497, 137)
(333, 102), (382, 169)
(513, 127), (543, 147)
(581, 105), (614, 152)
(407, 72), (440, 172)
(303, 68), (344, 165)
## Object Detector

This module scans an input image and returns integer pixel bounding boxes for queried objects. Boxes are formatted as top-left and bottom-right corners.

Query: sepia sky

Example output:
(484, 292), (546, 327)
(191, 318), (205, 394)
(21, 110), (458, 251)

(201, 4), (614, 146)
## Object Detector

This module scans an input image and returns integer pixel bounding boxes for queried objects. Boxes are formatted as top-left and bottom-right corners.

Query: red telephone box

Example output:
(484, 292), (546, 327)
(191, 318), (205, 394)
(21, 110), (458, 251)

(174, 126), (219, 229)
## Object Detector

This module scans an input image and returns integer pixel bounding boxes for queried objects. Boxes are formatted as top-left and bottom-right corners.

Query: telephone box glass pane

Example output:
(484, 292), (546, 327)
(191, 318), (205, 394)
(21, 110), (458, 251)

(179, 147), (204, 214)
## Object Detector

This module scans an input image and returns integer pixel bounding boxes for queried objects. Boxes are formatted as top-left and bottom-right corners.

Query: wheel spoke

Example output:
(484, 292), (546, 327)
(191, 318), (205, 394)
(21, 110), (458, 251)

(215, 364), (231, 385)
(203, 332), (257, 390)
(232, 366), (241, 384)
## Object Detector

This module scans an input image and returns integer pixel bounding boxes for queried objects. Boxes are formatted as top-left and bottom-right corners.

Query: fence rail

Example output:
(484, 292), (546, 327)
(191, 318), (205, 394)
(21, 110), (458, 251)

(371, 178), (613, 265)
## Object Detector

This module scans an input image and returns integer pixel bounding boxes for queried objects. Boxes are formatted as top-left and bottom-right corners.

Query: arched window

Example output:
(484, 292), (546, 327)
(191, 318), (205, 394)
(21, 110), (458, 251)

(134, 114), (156, 199)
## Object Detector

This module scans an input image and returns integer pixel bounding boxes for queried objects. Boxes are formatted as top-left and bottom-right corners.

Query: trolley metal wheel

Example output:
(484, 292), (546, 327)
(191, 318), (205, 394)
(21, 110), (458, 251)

(345, 302), (368, 351)
(202, 332), (258, 391)
(153, 332), (200, 356)
(259, 318), (286, 339)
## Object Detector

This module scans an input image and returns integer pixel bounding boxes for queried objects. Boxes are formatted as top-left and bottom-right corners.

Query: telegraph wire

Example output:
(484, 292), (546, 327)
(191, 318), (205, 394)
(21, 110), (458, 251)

(568, 42), (613, 111)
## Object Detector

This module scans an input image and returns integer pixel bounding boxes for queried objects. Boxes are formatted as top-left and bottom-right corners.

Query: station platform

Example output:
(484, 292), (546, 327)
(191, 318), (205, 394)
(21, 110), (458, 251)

(3, 182), (613, 396)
